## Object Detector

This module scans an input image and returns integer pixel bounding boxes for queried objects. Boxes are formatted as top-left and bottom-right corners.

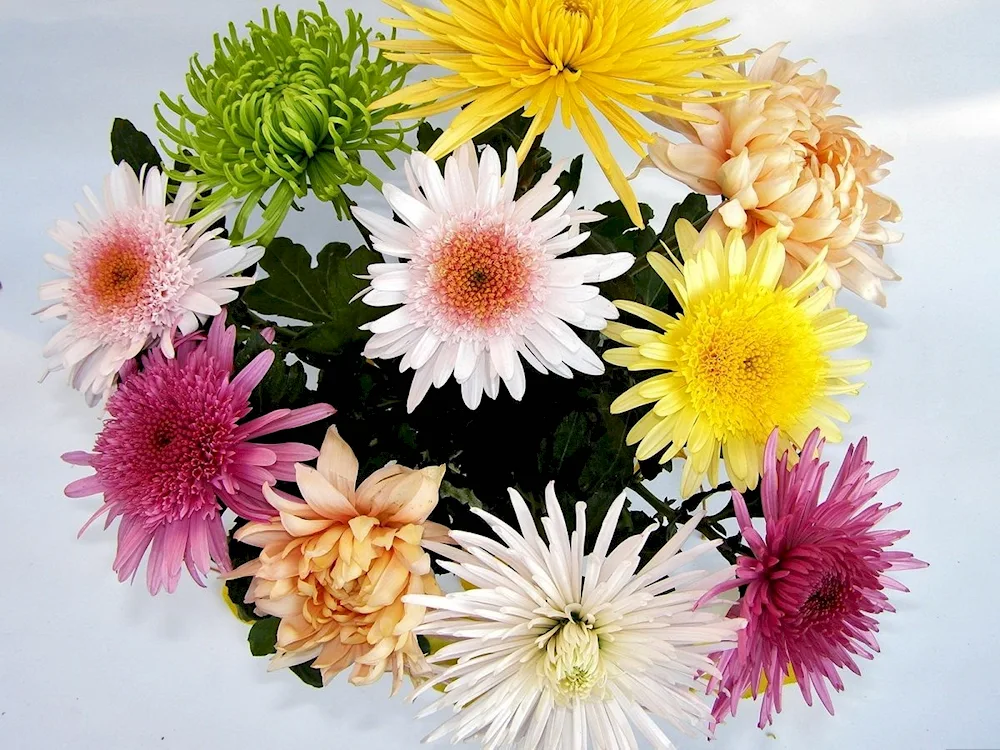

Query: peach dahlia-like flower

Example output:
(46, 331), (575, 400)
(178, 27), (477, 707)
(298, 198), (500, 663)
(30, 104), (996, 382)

(640, 43), (902, 306)
(230, 426), (447, 692)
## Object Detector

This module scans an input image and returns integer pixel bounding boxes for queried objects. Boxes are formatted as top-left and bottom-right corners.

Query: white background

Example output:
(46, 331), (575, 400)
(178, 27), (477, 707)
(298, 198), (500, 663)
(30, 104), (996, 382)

(1, 0), (997, 748)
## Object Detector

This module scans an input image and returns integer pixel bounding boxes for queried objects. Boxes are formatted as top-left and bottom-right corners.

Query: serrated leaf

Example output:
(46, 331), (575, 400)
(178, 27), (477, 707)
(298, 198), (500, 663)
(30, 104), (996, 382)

(110, 118), (162, 174)
(242, 238), (383, 355)
(248, 617), (279, 656)
(440, 479), (483, 509)
(658, 193), (710, 250)
(233, 331), (309, 413)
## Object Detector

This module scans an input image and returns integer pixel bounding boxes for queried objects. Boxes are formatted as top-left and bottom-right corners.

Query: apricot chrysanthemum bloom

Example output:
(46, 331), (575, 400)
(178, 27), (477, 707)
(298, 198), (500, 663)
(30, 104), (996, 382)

(701, 430), (927, 728)
(604, 222), (869, 496)
(372, 0), (755, 228)
(64, 314), (335, 594)
(639, 43), (902, 305)
(230, 426), (447, 692)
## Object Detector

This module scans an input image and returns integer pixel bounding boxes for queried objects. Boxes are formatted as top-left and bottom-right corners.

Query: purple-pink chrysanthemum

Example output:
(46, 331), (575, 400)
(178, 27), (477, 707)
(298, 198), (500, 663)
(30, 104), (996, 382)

(702, 428), (927, 728)
(63, 314), (334, 594)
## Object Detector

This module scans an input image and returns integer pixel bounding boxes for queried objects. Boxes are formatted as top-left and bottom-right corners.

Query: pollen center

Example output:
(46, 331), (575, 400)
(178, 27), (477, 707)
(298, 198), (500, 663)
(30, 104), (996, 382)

(674, 283), (825, 443)
(87, 241), (150, 312)
(428, 223), (535, 332)
(540, 617), (606, 704)
(562, 0), (593, 13)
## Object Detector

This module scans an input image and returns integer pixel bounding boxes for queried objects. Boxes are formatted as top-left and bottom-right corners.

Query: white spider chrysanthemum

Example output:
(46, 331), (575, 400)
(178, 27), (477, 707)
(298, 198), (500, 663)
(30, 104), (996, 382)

(37, 162), (264, 405)
(405, 484), (744, 749)
(353, 143), (634, 413)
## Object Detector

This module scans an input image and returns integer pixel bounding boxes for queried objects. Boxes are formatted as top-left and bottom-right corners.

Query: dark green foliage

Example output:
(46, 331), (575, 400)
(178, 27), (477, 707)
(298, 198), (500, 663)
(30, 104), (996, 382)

(110, 118), (162, 173)
(242, 238), (381, 355)
(248, 617), (279, 656)
(289, 663), (325, 688)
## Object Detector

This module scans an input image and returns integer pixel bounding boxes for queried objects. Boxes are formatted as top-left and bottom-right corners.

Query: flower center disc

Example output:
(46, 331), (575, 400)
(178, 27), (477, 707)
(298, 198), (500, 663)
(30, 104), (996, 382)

(562, 0), (593, 13)
(674, 284), (824, 442)
(540, 617), (605, 704)
(428, 224), (534, 332)
(86, 238), (151, 313)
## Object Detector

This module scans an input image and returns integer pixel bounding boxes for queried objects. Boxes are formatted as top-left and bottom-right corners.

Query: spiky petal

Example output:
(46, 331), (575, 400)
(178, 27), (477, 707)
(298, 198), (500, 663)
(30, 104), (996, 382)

(700, 429), (927, 728)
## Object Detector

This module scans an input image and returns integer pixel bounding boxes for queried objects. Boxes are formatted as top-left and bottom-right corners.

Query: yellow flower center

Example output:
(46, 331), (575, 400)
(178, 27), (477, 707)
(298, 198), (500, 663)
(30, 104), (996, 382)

(561, 0), (594, 14)
(539, 611), (606, 704)
(673, 281), (825, 443)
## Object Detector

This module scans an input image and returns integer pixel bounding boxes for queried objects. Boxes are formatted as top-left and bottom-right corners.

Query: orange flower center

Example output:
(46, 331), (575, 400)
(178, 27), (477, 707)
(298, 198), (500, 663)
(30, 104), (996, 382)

(86, 242), (150, 312)
(429, 224), (534, 329)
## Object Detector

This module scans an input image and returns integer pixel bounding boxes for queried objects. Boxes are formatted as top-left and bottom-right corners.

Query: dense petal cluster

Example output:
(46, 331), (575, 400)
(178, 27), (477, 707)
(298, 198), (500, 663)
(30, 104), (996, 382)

(156, 4), (410, 244)
(354, 143), (634, 412)
(38, 163), (262, 404)
(373, 0), (756, 227)
(230, 426), (447, 692)
(64, 314), (334, 594)
(408, 484), (744, 749)
(701, 430), (927, 728)
(604, 222), (869, 495)
(641, 43), (902, 305)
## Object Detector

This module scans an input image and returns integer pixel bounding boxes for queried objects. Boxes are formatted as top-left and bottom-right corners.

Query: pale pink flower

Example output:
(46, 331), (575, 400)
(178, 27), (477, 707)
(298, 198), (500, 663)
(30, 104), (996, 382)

(640, 43), (902, 306)
(353, 143), (633, 412)
(701, 429), (927, 728)
(38, 162), (264, 404)
(64, 314), (334, 594)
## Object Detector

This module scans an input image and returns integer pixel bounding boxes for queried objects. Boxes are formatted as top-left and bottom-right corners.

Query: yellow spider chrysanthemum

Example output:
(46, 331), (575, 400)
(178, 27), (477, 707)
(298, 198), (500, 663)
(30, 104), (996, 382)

(371, 0), (756, 228)
(604, 221), (870, 496)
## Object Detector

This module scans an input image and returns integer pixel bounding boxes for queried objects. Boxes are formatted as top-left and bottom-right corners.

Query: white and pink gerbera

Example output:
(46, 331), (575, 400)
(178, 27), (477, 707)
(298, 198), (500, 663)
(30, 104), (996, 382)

(352, 143), (634, 412)
(37, 162), (264, 405)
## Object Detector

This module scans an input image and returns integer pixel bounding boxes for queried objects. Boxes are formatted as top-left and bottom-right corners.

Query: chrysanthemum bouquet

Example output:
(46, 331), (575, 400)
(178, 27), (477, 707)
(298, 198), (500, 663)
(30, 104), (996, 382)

(41, 1), (926, 745)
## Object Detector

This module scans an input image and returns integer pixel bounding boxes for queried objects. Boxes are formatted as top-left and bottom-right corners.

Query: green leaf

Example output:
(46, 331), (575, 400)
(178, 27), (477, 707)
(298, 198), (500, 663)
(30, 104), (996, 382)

(110, 118), (162, 173)
(233, 331), (309, 414)
(242, 238), (382, 355)
(440, 479), (483, 509)
(416, 121), (444, 154)
(248, 617), (279, 657)
(224, 519), (264, 623)
(658, 193), (710, 250)
(537, 154), (584, 218)
(550, 411), (588, 474)
(289, 662), (325, 688)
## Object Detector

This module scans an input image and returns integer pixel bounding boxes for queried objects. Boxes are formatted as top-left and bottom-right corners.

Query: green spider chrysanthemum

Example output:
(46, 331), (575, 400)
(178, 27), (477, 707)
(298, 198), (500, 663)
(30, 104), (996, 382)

(156, 4), (411, 244)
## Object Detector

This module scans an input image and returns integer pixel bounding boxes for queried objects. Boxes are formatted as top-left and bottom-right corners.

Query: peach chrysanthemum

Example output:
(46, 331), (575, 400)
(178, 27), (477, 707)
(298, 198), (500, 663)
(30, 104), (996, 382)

(639, 43), (902, 305)
(230, 426), (447, 692)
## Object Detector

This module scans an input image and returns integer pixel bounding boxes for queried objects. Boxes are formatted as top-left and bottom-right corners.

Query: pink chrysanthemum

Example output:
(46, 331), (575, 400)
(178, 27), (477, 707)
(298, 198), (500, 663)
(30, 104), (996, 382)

(63, 314), (334, 594)
(701, 428), (927, 728)
(38, 162), (264, 405)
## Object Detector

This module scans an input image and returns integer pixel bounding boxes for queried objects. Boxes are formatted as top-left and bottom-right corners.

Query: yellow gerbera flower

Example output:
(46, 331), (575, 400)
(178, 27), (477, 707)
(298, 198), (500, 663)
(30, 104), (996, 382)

(604, 221), (869, 496)
(371, 0), (756, 228)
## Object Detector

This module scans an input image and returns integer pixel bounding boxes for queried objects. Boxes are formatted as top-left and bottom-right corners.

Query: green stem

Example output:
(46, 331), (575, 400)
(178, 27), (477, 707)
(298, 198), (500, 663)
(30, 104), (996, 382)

(628, 479), (678, 521)
(343, 193), (375, 252)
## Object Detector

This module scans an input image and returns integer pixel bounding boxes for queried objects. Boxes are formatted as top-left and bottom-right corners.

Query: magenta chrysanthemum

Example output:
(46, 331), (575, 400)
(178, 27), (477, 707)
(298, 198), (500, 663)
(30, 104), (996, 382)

(63, 314), (335, 594)
(702, 428), (927, 729)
